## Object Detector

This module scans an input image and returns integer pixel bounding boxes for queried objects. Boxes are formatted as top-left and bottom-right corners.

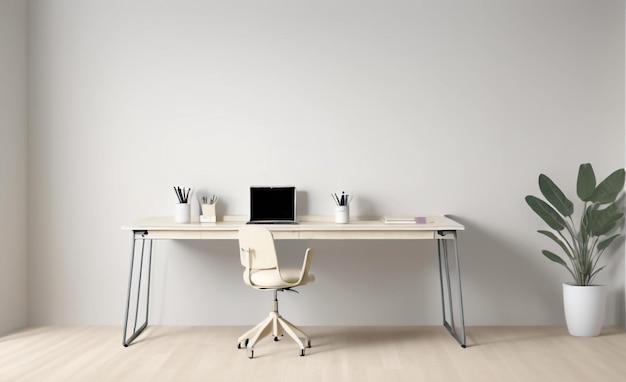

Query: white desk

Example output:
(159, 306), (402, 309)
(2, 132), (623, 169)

(122, 216), (467, 347)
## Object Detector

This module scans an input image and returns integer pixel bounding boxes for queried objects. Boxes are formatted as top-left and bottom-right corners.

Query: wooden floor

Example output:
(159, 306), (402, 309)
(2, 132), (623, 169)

(1, 325), (625, 381)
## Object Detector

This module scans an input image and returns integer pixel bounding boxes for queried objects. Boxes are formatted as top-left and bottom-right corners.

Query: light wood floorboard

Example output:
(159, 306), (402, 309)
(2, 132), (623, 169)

(1, 326), (625, 381)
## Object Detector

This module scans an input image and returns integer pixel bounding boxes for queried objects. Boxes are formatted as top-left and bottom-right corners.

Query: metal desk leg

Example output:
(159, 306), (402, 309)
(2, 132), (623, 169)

(437, 230), (466, 348)
(123, 231), (153, 347)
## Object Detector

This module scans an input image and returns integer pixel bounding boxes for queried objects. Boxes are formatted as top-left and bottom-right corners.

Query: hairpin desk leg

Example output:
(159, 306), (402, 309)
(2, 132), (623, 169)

(123, 231), (153, 347)
(437, 230), (466, 348)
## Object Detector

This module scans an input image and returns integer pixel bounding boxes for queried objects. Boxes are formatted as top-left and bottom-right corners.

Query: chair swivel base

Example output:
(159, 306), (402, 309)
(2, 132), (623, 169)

(237, 311), (311, 359)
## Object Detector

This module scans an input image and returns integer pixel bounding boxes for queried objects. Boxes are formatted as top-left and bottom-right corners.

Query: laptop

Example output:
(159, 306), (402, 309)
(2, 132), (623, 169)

(247, 186), (298, 224)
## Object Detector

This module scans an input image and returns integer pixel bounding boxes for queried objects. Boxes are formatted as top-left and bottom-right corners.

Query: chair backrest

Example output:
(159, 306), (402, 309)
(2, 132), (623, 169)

(238, 226), (279, 270)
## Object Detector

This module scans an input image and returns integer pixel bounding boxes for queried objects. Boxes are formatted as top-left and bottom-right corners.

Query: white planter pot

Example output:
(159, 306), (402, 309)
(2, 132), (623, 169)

(563, 283), (606, 337)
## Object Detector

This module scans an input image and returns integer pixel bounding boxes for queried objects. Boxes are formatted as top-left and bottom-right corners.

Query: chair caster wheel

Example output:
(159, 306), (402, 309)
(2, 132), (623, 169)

(274, 336), (280, 342)
(300, 349), (305, 357)
(248, 349), (254, 359)
(307, 340), (311, 348)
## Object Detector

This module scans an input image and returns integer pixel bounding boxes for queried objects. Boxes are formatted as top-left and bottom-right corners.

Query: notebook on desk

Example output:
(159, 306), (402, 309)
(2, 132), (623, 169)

(247, 186), (298, 224)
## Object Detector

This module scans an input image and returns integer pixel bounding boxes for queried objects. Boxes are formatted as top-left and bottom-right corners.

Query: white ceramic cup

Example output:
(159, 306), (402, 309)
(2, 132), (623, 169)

(175, 203), (191, 223)
(335, 205), (349, 224)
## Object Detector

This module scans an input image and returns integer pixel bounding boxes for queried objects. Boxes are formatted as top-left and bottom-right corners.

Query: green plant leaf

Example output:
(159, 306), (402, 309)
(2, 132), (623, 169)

(589, 203), (623, 236)
(601, 200), (623, 219)
(577, 163), (596, 201)
(590, 266), (606, 281)
(539, 174), (574, 216)
(598, 234), (620, 251)
(525, 195), (566, 231)
(590, 168), (625, 203)
(537, 230), (573, 259)
(530, 164), (625, 285)
(580, 206), (593, 241)
(542, 250), (569, 268)
(595, 221), (617, 237)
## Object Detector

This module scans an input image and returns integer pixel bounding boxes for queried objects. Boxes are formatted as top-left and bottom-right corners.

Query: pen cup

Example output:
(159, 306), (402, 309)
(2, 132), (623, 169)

(175, 203), (191, 223)
(200, 203), (217, 223)
(335, 205), (349, 224)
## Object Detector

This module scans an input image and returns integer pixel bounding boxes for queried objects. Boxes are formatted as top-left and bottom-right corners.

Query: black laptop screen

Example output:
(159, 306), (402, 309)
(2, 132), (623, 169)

(249, 186), (296, 222)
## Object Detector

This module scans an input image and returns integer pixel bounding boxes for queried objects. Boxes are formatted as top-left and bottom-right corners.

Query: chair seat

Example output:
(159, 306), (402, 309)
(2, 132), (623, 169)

(250, 268), (314, 288)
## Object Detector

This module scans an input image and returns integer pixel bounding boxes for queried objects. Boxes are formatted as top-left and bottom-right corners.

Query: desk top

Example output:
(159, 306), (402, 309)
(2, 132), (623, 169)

(122, 216), (464, 240)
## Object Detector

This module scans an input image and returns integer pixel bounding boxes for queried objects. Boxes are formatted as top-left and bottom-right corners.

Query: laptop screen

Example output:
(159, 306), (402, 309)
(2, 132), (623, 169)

(249, 186), (297, 223)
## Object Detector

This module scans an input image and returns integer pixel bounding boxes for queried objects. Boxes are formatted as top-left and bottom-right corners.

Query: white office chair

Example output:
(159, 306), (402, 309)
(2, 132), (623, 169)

(237, 226), (314, 359)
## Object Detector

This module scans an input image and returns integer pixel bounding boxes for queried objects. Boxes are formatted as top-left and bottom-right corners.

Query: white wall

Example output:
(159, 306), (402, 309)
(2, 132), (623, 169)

(28, 0), (625, 327)
(0, 0), (28, 334)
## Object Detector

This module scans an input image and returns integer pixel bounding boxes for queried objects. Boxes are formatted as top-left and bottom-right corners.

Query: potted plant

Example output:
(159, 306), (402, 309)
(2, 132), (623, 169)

(525, 163), (625, 336)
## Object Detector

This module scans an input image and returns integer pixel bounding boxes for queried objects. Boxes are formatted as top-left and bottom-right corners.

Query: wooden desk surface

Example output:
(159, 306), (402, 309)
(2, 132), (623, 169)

(122, 215), (464, 240)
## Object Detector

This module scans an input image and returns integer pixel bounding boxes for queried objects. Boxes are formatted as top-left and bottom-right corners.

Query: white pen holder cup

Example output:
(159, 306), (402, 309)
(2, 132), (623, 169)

(335, 205), (349, 224)
(175, 203), (191, 223)
(200, 203), (217, 223)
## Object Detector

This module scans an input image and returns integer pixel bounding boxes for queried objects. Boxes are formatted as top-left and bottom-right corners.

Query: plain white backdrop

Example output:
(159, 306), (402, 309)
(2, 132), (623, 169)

(2, 1), (625, 333)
